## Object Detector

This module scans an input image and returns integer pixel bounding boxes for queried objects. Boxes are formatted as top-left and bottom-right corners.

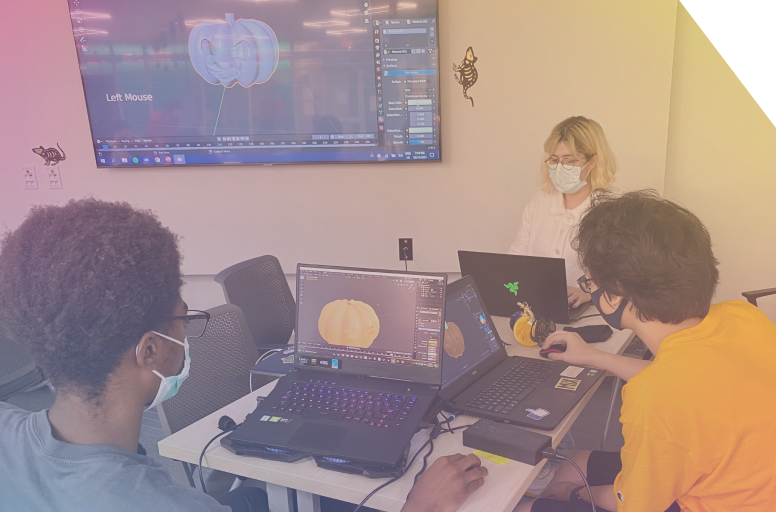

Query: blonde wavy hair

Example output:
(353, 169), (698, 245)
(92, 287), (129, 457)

(540, 116), (617, 193)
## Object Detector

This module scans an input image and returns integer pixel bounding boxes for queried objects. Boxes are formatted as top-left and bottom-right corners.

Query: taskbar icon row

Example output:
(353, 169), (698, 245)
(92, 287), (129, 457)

(99, 155), (185, 166)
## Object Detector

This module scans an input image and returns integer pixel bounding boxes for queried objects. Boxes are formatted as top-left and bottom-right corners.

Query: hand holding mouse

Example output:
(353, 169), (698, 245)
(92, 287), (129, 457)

(539, 331), (602, 367)
(402, 453), (488, 511)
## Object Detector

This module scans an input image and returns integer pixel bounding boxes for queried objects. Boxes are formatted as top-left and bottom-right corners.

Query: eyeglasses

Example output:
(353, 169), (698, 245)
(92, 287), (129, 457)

(170, 310), (211, 338)
(577, 275), (593, 294)
(544, 156), (593, 171)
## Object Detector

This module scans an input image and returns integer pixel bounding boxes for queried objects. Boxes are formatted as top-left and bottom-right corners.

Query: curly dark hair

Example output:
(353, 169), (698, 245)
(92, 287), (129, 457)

(573, 189), (719, 324)
(0, 198), (183, 398)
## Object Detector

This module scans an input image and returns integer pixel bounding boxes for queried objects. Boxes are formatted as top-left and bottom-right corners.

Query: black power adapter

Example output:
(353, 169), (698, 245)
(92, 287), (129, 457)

(462, 419), (552, 465)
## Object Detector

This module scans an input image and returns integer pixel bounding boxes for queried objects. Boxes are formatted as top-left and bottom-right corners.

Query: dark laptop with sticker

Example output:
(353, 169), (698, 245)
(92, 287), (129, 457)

(227, 265), (447, 468)
(439, 276), (603, 430)
(458, 250), (588, 323)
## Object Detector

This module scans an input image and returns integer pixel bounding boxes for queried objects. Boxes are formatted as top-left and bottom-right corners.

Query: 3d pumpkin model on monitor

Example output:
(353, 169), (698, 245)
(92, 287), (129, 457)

(188, 13), (280, 88)
(444, 321), (465, 358)
(318, 300), (380, 348)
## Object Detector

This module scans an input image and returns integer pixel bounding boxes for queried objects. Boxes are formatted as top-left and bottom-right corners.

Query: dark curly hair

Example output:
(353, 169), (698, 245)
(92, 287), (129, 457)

(0, 198), (183, 398)
(573, 189), (719, 324)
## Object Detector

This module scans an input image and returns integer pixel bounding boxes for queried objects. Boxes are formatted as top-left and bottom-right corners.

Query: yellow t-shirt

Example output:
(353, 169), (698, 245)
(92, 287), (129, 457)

(614, 301), (776, 511)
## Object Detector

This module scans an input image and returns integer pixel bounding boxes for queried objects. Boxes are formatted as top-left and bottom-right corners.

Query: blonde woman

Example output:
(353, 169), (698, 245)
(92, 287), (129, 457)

(509, 116), (617, 308)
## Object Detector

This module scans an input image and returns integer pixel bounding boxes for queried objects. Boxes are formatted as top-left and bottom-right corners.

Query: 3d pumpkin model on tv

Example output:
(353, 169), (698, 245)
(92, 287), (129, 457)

(189, 13), (280, 88)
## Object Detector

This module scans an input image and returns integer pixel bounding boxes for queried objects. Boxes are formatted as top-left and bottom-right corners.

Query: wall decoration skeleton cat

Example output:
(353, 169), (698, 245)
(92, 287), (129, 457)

(453, 47), (478, 107)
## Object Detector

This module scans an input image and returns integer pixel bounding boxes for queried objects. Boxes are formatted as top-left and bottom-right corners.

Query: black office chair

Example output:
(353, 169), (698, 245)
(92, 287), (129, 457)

(0, 327), (47, 402)
(214, 256), (296, 354)
(157, 304), (262, 488)
(742, 287), (776, 307)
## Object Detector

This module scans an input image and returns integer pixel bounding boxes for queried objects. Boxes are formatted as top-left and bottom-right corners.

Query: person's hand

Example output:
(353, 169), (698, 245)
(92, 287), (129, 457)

(402, 453), (488, 512)
(567, 286), (591, 308)
(540, 331), (602, 367)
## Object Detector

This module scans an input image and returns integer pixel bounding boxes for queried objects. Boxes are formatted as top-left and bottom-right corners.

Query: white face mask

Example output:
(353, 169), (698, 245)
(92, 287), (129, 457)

(136, 332), (190, 412)
(549, 161), (591, 194)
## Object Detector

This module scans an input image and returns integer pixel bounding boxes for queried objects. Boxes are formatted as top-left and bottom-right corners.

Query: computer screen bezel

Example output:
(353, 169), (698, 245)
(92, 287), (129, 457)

(68, 0), (443, 168)
(295, 263), (446, 385)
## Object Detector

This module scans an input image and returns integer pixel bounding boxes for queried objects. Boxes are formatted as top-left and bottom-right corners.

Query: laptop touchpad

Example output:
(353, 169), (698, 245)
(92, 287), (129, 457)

(524, 388), (575, 411)
(289, 422), (347, 452)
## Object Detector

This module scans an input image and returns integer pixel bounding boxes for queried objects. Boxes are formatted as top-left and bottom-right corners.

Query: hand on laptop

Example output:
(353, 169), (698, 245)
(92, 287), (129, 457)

(540, 331), (601, 367)
(567, 286), (591, 308)
(402, 453), (488, 511)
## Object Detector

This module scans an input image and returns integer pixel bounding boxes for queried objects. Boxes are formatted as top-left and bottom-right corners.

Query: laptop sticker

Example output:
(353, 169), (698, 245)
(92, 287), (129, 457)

(269, 416), (282, 422)
(260, 415), (270, 422)
(282, 355), (295, 364)
(555, 377), (581, 391)
(526, 408), (550, 420)
(560, 366), (584, 378)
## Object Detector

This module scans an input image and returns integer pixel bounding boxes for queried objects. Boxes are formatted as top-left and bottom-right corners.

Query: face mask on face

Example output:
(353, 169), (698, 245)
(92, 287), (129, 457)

(590, 288), (628, 330)
(549, 161), (591, 194)
(136, 331), (190, 412)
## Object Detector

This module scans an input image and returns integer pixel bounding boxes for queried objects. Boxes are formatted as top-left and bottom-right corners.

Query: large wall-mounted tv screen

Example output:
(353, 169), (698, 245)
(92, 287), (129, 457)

(69, 0), (440, 167)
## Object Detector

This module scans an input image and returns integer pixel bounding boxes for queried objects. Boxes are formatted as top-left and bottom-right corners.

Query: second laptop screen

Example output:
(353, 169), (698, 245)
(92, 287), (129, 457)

(441, 282), (501, 389)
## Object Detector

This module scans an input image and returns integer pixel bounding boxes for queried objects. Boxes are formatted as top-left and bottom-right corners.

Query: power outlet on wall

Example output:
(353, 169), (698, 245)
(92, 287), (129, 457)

(23, 166), (38, 190)
(399, 238), (413, 261)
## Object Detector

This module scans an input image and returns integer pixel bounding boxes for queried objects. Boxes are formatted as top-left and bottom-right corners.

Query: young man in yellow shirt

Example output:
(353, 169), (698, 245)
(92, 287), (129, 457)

(519, 190), (776, 512)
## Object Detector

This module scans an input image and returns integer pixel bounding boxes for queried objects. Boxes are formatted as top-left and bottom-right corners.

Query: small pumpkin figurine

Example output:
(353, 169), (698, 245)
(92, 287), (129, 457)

(318, 299), (380, 348)
(509, 302), (556, 347)
(510, 302), (538, 346)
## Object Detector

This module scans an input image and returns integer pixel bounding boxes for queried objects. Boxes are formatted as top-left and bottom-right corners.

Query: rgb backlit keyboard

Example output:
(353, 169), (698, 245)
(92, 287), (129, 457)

(272, 380), (417, 429)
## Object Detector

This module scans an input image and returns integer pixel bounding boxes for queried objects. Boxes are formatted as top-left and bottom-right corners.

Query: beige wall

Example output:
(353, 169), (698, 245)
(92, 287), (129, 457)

(664, 4), (776, 319)
(0, 0), (677, 275)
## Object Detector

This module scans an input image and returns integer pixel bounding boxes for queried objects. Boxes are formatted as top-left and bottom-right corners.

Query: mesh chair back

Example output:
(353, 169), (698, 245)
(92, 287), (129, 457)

(214, 256), (295, 348)
(0, 327), (38, 394)
(157, 304), (260, 436)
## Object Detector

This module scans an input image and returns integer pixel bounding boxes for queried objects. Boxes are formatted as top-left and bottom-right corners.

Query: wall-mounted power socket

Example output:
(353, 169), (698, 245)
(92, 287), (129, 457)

(399, 238), (413, 261)
(23, 166), (38, 190)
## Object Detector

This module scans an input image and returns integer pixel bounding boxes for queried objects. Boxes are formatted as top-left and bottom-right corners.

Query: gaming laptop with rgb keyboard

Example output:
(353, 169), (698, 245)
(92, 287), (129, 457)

(227, 265), (447, 468)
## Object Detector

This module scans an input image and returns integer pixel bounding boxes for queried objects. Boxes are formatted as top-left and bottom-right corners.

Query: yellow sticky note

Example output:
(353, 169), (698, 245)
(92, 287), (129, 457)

(473, 450), (511, 465)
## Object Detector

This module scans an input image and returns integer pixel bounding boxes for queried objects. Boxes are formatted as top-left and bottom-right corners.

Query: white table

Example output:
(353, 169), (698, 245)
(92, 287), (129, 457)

(159, 309), (633, 511)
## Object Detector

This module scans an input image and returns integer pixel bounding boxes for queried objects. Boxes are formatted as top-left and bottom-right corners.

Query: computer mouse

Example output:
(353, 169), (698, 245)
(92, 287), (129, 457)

(539, 344), (566, 359)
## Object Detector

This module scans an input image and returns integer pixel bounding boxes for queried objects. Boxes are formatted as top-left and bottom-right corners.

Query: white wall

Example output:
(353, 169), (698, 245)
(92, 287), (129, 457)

(664, 4), (776, 321)
(0, 0), (678, 281)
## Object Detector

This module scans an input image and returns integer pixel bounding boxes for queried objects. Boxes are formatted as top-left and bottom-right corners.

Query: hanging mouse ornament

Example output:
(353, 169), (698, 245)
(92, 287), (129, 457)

(453, 46), (478, 107)
(509, 302), (556, 347)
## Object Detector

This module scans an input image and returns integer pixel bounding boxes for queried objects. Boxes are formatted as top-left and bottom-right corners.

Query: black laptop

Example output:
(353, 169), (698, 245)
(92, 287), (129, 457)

(439, 276), (603, 430)
(458, 250), (587, 323)
(227, 264), (447, 468)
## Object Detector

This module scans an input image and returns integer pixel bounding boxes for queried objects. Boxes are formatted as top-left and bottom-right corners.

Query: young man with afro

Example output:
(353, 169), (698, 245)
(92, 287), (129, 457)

(0, 199), (488, 511)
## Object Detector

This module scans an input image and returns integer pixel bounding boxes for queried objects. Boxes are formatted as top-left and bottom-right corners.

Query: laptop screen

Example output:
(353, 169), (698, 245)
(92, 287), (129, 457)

(441, 281), (502, 389)
(295, 265), (446, 384)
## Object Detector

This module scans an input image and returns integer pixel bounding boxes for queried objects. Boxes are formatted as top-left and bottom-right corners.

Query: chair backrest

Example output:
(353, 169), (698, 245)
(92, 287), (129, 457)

(0, 327), (38, 391)
(157, 304), (260, 436)
(213, 256), (296, 348)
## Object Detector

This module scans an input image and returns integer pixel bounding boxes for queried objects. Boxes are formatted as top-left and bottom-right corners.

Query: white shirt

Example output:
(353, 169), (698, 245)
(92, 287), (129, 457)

(508, 189), (590, 287)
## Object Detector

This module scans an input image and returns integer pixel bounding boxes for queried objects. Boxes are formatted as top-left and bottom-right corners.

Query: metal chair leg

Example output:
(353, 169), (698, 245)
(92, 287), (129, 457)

(601, 376), (621, 451)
